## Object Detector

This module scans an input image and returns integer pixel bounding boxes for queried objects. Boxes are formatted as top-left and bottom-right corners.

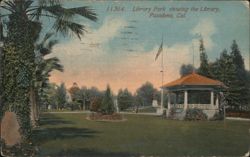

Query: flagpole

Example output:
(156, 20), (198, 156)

(161, 36), (164, 113)
(192, 42), (195, 68)
(155, 35), (164, 114)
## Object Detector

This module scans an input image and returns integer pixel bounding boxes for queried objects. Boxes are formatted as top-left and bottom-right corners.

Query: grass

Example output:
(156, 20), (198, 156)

(138, 107), (157, 113)
(33, 113), (250, 157)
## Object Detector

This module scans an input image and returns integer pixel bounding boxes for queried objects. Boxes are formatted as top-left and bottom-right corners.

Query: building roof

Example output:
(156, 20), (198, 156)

(162, 72), (225, 89)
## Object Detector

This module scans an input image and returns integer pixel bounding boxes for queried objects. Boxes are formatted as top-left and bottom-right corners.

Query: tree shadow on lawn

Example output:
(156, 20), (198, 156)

(50, 148), (139, 157)
(33, 127), (138, 157)
(34, 114), (138, 156)
(33, 114), (99, 145)
(38, 114), (75, 126)
(33, 127), (99, 145)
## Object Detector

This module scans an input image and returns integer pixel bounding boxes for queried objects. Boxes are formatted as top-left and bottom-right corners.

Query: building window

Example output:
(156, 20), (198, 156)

(188, 90), (211, 104)
(170, 91), (184, 104)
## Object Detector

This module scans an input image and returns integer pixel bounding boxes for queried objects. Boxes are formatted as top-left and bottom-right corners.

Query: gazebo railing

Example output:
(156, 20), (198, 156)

(171, 104), (217, 110)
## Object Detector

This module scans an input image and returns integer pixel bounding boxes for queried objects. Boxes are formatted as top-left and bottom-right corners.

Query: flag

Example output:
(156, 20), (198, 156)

(155, 40), (163, 61)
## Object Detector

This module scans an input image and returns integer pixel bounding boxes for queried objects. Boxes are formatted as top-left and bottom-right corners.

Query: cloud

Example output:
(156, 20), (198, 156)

(49, 16), (127, 73)
(88, 17), (127, 44)
(52, 16), (127, 57)
(49, 18), (215, 93)
(190, 18), (216, 50)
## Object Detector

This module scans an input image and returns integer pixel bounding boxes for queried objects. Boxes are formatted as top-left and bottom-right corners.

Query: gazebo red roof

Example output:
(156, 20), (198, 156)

(162, 72), (225, 88)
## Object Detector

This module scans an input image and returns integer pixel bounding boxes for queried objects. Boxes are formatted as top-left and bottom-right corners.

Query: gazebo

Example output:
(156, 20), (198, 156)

(161, 72), (225, 119)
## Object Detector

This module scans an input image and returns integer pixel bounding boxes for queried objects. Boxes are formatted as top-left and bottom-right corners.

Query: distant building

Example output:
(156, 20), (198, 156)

(155, 72), (226, 119)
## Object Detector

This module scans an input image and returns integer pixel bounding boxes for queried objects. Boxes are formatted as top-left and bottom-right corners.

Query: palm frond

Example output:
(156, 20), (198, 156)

(2, 0), (33, 14)
(43, 32), (54, 43)
(1, 1), (16, 13)
(47, 39), (58, 50)
(49, 62), (63, 72)
(45, 57), (60, 64)
(31, 3), (97, 38)
(35, 32), (56, 55)
(0, 14), (11, 18)
(38, 0), (61, 7)
(40, 4), (74, 20)
(29, 0), (61, 20)
(68, 6), (97, 22)
(44, 57), (64, 73)
(38, 40), (57, 56)
(53, 18), (85, 39)
(35, 56), (63, 84)
(39, 47), (50, 56)
(23, 0), (33, 12)
(27, 6), (42, 20)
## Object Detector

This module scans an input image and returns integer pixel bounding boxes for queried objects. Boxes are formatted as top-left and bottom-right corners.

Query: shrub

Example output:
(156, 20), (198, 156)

(90, 97), (102, 112)
(88, 112), (123, 121)
(185, 108), (208, 121)
(1, 141), (38, 156)
(210, 112), (224, 121)
(168, 107), (177, 119)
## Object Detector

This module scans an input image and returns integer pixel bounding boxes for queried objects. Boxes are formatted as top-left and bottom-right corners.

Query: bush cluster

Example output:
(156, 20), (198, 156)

(185, 108), (208, 121)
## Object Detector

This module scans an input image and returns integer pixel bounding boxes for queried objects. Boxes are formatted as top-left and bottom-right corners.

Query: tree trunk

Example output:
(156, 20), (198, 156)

(0, 17), (3, 152)
(34, 88), (40, 122)
(0, 24), (3, 115)
(36, 95), (40, 121)
(29, 86), (37, 127)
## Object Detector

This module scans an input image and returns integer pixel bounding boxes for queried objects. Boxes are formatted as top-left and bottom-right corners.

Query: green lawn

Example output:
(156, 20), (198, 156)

(33, 113), (250, 157)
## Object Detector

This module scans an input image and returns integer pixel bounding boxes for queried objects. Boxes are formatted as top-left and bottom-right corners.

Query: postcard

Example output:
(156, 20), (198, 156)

(0, 0), (249, 156)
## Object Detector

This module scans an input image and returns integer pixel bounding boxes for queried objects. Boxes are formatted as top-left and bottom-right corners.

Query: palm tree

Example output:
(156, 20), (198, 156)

(0, 0), (97, 139)
(0, 17), (3, 121)
(31, 33), (63, 126)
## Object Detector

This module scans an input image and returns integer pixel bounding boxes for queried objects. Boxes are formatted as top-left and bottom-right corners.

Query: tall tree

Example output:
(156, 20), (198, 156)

(230, 40), (247, 79)
(229, 40), (248, 110)
(0, 0), (97, 139)
(30, 33), (64, 125)
(210, 46), (248, 111)
(69, 84), (90, 110)
(216, 50), (239, 110)
(135, 82), (157, 107)
(2, 7), (39, 139)
(210, 49), (233, 83)
(42, 83), (58, 109)
(247, 71), (250, 109)
(101, 85), (115, 115)
(198, 38), (211, 77)
(55, 83), (67, 110)
(117, 88), (134, 111)
(68, 83), (81, 102)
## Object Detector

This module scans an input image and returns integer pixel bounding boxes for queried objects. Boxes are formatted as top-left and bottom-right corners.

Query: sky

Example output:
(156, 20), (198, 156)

(48, 0), (250, 94)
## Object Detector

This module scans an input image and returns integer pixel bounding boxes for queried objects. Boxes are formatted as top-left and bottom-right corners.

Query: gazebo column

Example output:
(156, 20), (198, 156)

(210, 91), (214, 109)
(184, 90), (188, 110)
(166, 91), (171, 117)
(167, 92), (171, 111)
(215, 93), (219, 109)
